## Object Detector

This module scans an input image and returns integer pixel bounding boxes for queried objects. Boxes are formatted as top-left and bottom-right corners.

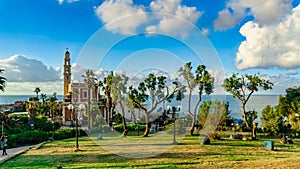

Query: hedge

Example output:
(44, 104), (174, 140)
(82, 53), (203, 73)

(7, 129), (88, 148)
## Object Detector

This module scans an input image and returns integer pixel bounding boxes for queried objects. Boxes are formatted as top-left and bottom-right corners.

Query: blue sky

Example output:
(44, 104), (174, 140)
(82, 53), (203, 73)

(0, 0), (300, 95)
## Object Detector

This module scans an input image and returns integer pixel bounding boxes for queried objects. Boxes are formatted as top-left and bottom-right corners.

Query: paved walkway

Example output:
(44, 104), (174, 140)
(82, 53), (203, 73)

(0, 142), (46, 163)
(0, 145), (33, 163)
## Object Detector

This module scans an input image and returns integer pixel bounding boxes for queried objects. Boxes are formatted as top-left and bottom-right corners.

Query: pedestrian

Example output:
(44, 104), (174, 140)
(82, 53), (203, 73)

(1, 135), (7, 155)
(0, 136), (3, 151)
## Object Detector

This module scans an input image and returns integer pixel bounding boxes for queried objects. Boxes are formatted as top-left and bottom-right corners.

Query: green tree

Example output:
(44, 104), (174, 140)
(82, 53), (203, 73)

(222, 73), (273, 128)
(178, 62), (214, 135)
(198, 100), (230, 131)
(48, 92), (58, 102)
(34, 87), (41, 101)
(261, 105), (284, 134)
(82, 69), (96, 129)
(277, 87), (300, 132)
(111, 73), (129, 136)
(98, 71), (114, 125)
(40, 93), (47, 104)
(0, 69), (6, 92)
(128, 73), (183, 137)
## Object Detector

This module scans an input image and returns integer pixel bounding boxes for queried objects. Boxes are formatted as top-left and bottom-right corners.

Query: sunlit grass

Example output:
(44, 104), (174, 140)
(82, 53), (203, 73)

(1, 134), (300, 168)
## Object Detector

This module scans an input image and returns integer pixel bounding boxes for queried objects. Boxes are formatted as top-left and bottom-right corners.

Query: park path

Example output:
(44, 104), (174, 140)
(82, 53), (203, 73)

(0, 142), (46, 163)
(0, 145), (33, 163)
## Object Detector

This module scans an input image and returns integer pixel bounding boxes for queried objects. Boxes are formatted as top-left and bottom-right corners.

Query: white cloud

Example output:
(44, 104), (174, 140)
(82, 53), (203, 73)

(235, 5), (300, 70)
(214, 0), (247, 31)
(214, 0), (293, 30)
(94, 0), (148, 35)
(0, 55), (61, 82)
(260, 73), (300, 94)
(94, 0), (202, 37)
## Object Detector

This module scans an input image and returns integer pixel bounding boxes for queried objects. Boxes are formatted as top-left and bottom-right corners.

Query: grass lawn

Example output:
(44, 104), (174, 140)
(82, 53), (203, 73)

(1, 133), (300, 169)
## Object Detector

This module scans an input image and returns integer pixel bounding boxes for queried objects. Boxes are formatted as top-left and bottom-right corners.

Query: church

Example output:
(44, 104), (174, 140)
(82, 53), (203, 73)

(62, 49), (103, 127)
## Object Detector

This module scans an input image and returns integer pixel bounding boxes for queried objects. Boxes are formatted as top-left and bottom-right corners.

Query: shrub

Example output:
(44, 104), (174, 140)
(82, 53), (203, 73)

(113, 123), (146, 132)
(8, 127), (23, 134)
(8, 130), (50, 148)
(52, 129), (87, 140)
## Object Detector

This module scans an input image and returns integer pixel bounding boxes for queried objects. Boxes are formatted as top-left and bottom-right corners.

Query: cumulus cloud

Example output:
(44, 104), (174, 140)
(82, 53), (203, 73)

(94, 0), (202, 37)
(0, 55), (61, 82)
(214, 0), (247, 31)
(95, 0), (148, 35)
(214, 0), (292, 30)
(235, 5), (300, 70)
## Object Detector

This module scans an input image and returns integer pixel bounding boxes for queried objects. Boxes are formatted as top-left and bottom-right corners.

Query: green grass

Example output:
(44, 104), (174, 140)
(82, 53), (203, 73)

(1, 134), (300, 169)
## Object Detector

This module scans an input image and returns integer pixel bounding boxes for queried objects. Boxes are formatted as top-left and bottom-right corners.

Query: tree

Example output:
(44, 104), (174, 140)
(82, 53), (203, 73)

(48, 92), (58, 102)
(178, 62), (214, 135)
(34, 87), (41, 101)
(0, 69), (6, 92)
(111, 73), (129, 136)
(128, 73), (183, 137)
(276, 86), (300, 133)
(82, 69), (96, 129)
(40, 93), (47, 104)
(98, 71), (114, 125)
(261, 105), (284, 134)
(222, 73), (273, 128)
(198, 100), (230, 131)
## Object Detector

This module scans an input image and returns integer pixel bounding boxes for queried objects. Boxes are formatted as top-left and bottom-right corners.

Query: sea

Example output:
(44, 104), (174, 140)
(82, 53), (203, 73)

(0, 94), (279, 126)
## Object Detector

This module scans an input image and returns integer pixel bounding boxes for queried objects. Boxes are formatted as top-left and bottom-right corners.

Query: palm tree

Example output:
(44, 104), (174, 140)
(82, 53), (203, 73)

(34, 87), (41, 101)
(98, 71), (114, 125)
(0, 69), (6, 92)
(82, 69), (96, 129)
(40, 93), (47, 104)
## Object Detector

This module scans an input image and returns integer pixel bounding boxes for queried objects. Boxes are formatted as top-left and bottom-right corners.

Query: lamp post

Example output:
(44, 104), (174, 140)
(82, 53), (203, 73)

(167, 105), (182, 144)
(68, 104), (79, 150)
(2, 121), (3, 136)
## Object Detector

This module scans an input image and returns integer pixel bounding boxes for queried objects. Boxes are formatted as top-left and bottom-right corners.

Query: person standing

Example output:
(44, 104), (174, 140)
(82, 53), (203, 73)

(1, 136), (7, 155)
(0, 136), (3, 151)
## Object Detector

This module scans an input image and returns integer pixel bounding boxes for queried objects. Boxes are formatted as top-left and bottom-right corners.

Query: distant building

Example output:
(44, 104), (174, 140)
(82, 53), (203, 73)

(62, 49), (104, 126)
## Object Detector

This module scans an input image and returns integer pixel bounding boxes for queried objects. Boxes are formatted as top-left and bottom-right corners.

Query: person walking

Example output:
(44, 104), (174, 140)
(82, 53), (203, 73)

(1, 135), (8, 155)
(0, 136), (3, 152)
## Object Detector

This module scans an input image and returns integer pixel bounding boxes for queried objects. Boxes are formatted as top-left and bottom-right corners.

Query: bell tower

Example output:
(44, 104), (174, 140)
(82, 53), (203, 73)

(63, 49), (71, 96)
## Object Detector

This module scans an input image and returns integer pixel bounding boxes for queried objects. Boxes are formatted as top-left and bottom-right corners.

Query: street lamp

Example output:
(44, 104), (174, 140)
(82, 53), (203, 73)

(2, 121), (4, 136)
(68, 104), (79, 150)
(167, 105), (182, 144)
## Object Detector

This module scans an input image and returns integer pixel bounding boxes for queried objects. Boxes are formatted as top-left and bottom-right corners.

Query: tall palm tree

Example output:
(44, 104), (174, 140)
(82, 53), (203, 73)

(98, 71), (114, 125)
(34, 87), (41, 101)
(0, 69), (6, 92)
(82, 69), (96, 129)
(40, 93), (47, 104)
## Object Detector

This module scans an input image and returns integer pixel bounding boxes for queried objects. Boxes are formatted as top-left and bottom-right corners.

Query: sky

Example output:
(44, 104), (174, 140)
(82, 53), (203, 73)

(0, 0), (300, 95)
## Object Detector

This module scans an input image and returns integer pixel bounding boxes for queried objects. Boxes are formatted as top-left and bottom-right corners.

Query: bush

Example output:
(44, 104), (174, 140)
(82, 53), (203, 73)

(113, 123), (146, 132)
(7, 129), (87, 148)
(8, 127), (23, 134)
(8, 130), (50, 148)
(52, 129), (87, 140)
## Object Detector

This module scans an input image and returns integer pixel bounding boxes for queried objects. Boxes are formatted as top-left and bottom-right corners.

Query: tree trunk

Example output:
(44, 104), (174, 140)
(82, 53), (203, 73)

(190, 121), (195, 136)
(242, 103), (250, 128)
(121, 102), (128, 136)
(88, 88), (91, 129)
(143, 112), (150, 137)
